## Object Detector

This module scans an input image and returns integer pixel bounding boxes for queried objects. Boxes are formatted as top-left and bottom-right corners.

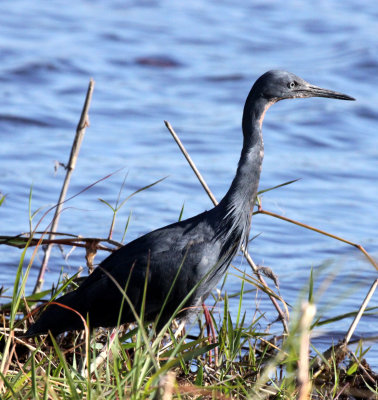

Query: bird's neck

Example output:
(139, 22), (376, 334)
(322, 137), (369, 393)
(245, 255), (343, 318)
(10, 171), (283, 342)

(216, 94), (273, 241)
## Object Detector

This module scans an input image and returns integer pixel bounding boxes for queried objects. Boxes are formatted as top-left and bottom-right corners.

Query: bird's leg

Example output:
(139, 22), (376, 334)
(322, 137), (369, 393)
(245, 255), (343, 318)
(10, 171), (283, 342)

(202, 304), (212, 364)
(202, 303), (218, 365)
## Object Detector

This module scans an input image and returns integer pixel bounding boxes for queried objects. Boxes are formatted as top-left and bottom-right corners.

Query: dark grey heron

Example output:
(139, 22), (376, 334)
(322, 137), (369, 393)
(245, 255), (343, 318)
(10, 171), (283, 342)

(25, 70), (354, 337)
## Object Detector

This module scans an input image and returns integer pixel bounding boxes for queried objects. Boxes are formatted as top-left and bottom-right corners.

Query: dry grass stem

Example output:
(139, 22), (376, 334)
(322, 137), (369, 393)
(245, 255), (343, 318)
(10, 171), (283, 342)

(344, 278), (378, 345)
(164, 120), (217, 206)
(257, 208), (378, 271)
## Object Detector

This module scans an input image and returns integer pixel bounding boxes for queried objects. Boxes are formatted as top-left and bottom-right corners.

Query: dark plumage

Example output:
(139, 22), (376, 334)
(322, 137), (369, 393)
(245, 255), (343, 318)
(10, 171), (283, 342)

(25, 70), (354, 337)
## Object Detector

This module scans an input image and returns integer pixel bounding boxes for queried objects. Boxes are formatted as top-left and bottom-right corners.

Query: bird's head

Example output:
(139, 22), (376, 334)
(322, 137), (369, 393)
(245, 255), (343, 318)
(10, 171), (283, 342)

(253, 70), (355, 102)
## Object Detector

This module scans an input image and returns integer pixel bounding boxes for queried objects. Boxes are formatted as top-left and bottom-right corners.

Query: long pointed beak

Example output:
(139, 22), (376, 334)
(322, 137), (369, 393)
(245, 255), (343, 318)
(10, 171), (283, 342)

(298, 84), (355, 101)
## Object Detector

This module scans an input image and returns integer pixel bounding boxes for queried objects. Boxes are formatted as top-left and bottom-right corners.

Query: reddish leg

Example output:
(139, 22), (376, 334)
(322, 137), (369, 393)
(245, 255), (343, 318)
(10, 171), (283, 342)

(202, 303), (218, 364)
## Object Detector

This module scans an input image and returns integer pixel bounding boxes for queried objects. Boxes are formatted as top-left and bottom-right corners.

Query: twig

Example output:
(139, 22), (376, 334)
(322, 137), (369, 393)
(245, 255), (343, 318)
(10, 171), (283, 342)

(256, 209), (378, 271)
(164, 120), (289, 333)
(344, 278), (378, 345)
(348, 350), (376, 385)
(334, 384), (350, 400)
(0, 234), (120, 251)
(34, 79), (95, 293)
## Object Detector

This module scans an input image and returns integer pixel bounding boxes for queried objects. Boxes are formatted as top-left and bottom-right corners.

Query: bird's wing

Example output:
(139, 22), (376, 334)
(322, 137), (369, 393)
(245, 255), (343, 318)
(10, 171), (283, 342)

(71, 211), (221, 323)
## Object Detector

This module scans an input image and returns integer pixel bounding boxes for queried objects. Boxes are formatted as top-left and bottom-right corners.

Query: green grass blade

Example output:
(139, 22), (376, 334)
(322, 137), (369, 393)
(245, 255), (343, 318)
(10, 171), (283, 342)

(0, 371), (18, 399)
(0, 193), (6, 207)
(50, 334), (81, 400)
(178, 202), (185, 221)
(147, 343), (218, 386)
(257, 178), (300, 195)
(31, 352), (39, 400)
(121, 210), (132, 243)
(98, 198), (115, 211)
(308, 266), (314, 303)
(118, 176), (167, 209)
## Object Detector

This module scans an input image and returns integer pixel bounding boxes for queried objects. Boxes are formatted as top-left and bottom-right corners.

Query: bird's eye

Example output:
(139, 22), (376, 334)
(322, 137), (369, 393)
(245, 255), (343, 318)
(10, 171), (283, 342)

(288, 81), (296, 89)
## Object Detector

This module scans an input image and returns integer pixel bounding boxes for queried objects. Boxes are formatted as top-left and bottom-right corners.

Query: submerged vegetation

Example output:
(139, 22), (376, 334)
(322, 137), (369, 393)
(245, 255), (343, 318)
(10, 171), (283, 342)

(1, 82), (377, 399)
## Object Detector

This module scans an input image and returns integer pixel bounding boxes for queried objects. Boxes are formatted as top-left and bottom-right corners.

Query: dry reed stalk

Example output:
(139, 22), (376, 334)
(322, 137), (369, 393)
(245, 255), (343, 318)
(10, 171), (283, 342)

(0, 234), (118, 252)
(34, 79), (95, 293)
(158, 371), (176, 400)
(297, 302), (316, 400)
(344, 278), (378, 346)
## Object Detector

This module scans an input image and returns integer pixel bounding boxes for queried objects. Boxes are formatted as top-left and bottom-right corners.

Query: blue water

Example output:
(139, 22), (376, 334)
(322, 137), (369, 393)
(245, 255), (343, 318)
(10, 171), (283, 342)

(1, 1), (377, 366)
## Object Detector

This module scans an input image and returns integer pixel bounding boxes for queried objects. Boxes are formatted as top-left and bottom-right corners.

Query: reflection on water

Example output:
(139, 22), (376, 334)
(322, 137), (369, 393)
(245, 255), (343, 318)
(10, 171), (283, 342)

(0, 0), (377, 366)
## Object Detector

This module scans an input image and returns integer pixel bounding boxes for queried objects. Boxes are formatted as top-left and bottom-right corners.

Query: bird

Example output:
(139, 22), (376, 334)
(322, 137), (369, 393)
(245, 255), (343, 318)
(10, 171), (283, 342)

(25, 70), (354, 337)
